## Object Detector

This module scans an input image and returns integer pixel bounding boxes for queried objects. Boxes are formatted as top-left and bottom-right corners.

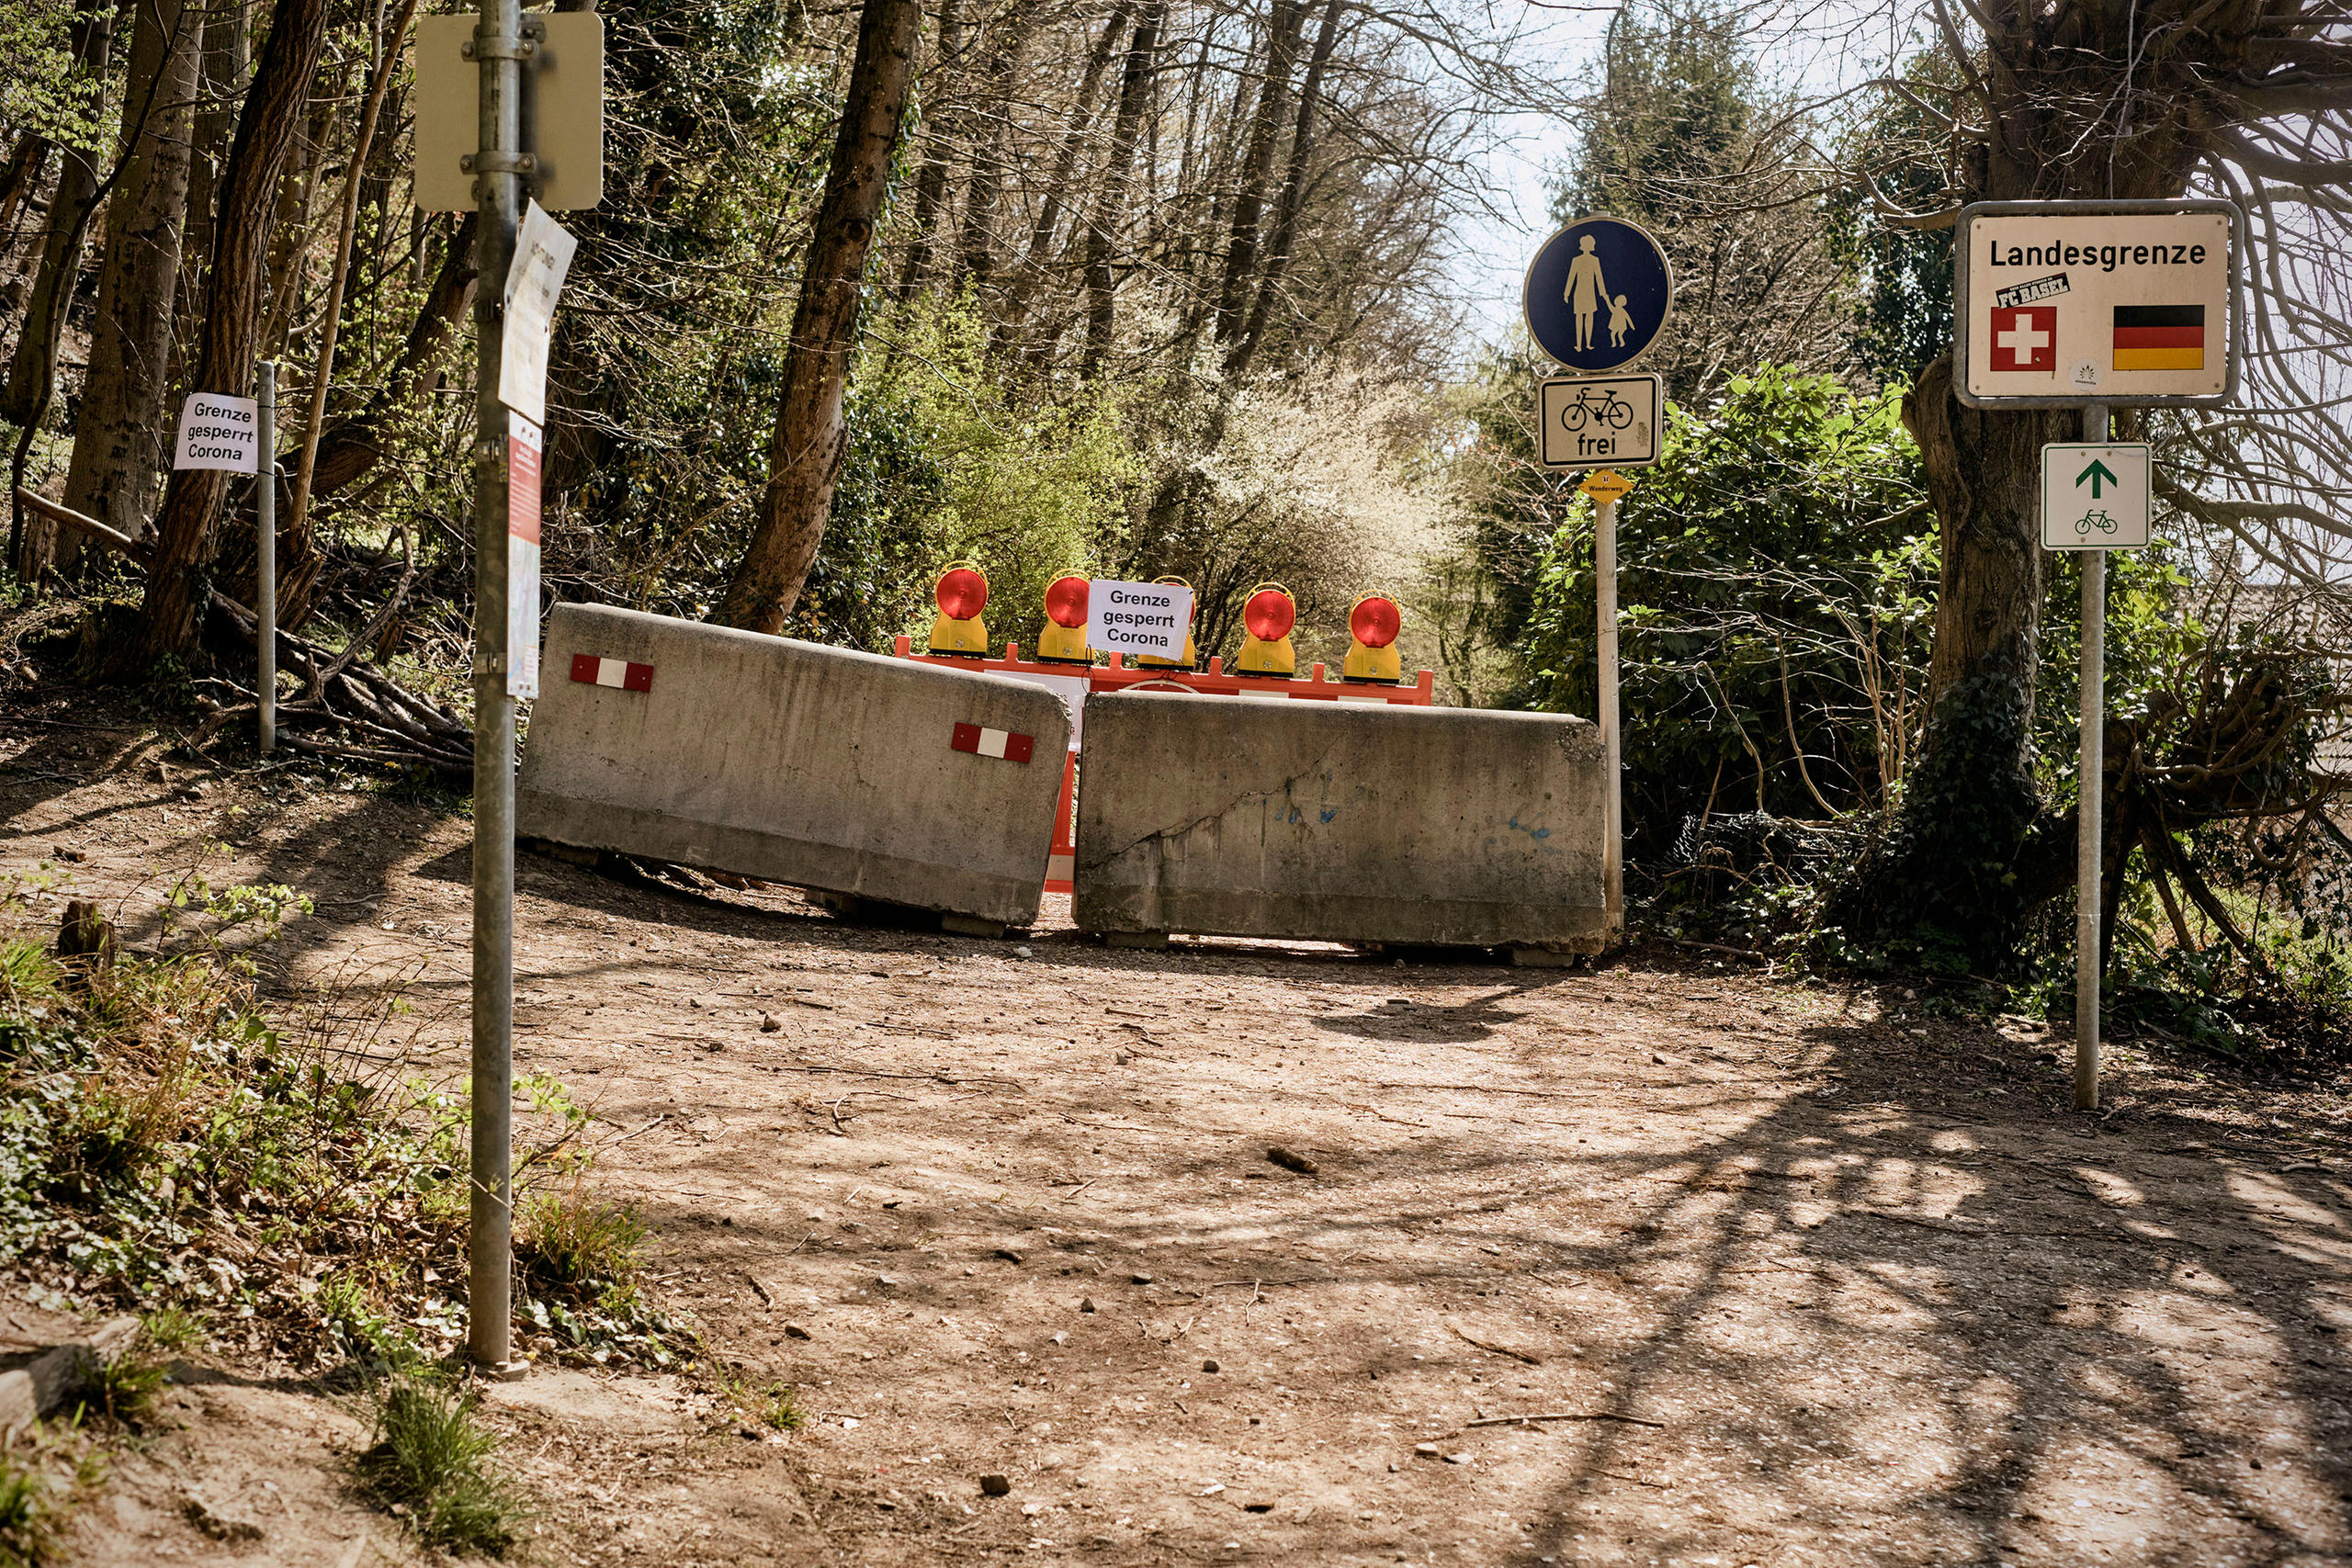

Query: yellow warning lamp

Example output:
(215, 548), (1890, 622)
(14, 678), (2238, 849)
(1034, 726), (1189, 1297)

(1236, 581), (1297, 676)
(1342, 592), (1404, 682)
(1036, 572), (1091, 663)
(1136, 574), (1199, 668)
(927, 560), (990, 655)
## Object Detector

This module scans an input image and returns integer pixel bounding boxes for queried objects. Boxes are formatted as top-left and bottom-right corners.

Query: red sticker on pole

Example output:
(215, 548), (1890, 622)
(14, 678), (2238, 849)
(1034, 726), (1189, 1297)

(507, 412), (543, 697)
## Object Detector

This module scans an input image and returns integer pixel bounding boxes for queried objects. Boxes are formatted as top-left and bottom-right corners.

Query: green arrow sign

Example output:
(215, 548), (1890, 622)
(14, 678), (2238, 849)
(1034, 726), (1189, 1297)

(2075, 457), (2119, 497)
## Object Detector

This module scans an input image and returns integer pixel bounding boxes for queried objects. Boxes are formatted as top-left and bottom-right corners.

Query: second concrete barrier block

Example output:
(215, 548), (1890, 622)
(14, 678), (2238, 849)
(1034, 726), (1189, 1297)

(1072, 691), (1607, 952)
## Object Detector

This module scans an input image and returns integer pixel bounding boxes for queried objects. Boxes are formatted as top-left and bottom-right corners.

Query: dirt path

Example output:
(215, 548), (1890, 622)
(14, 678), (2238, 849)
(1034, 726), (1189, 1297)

(8, 693), (2352, 1567)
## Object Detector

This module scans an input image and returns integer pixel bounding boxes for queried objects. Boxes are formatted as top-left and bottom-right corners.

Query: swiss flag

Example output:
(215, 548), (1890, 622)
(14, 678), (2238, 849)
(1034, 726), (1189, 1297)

(1991, 305), (2057, 372)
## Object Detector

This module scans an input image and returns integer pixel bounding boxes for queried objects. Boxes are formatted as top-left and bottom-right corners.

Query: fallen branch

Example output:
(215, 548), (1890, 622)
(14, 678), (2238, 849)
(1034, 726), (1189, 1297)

(14, 487), (474, 784)
(1450, 1321), (1543, 1364)
(1661, 937), (1772, 962)
(1465, 1410), (1667, 1430)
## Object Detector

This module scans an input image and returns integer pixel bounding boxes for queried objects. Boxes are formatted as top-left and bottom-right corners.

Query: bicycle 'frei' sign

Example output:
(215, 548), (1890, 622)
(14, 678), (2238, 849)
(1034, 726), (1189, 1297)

(1522, 218), (1674, 374)
(1538, 374), (1661, 469)
(2040, 443), (2151, 549)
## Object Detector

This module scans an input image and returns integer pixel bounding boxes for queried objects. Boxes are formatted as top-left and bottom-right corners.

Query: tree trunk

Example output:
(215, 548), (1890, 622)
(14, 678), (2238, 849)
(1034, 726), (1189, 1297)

(305, 211), (477, 499)
(280, 0), (422, 629)
(0, 0), (113, 426)
(714, 0), (921, 635)
(132, 0), (330, 668)
(1212, 0), (1307, 347)
(894, 0), (964, 300)
(64, 0), (204, 558)
(1080, 0), (1163, 378)
(954, 22), (1029, 298)
(995, 0), (1125, 341)
(1226, 0), (1340, 378)
(1834, 0), (2211, 967)
(180, 0), (253, 382)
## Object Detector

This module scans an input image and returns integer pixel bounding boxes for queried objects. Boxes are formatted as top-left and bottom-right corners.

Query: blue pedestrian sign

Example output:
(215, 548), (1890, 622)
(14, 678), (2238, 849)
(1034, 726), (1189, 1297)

(1522, 217), (1674, 374)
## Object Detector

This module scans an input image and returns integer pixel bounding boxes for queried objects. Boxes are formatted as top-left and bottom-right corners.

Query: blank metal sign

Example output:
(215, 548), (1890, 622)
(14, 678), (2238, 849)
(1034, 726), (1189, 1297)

(413, 13), (604, 212)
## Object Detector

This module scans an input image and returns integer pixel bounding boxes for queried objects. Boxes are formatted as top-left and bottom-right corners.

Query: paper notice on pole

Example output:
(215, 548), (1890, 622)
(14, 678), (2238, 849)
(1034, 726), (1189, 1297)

(1086, 579), (1193, 663)
(498, 201), (577, 424)
(507, 411), (543, 698)
(172, 392), (260, 473)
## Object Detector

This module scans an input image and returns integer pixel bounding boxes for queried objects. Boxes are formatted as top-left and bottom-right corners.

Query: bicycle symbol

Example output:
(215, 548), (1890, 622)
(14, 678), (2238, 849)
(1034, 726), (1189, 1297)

(1559, 386), (1634, 433)
(2074, 509), (2118, 536)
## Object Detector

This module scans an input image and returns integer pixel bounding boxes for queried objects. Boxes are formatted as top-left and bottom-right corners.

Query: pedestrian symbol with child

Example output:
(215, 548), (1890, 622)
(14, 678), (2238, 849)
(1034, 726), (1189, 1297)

(1522, 216), (1674, 372)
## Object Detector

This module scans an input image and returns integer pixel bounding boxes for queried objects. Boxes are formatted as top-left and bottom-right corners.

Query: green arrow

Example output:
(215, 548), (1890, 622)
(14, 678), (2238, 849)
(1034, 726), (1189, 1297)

(2075, 457), (2119, 497)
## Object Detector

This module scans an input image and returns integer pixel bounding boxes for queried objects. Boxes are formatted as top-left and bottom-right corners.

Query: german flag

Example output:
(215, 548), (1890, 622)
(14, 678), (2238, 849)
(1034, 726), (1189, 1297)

(2113, 304), (2205, 371)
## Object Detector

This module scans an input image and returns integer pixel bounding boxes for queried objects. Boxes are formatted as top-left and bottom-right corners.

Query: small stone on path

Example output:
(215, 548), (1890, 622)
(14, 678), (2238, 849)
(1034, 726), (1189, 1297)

(980, 1474), (1012, 1496)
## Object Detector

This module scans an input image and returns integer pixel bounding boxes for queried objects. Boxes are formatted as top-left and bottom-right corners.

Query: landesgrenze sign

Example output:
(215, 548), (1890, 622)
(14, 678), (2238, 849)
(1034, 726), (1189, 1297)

(1955, 199), (2240, 408)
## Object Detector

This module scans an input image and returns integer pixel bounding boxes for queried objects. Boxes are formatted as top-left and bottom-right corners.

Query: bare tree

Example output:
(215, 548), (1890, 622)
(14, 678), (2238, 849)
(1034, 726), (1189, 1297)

(1813, 0), (2352, 963)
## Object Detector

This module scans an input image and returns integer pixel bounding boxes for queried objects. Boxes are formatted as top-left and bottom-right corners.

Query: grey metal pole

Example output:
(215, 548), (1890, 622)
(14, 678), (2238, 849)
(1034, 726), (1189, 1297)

(2075, 401), (2109, 1112)
(468, 0), (524, 1375)
(1597, 495), (1623, 936)
(256, 362), (276, 755)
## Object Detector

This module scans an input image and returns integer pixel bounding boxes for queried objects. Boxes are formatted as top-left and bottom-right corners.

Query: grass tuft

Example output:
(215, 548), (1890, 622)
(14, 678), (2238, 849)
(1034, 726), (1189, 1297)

(766, 1383), (808, 1432)
(91, 1353), (165, 1426)
(352, 1378), (526, 1556)
(0, 1457), (53, 1567)
(516, 1185), (647, 1294)
(138, 1306), (203, 1355)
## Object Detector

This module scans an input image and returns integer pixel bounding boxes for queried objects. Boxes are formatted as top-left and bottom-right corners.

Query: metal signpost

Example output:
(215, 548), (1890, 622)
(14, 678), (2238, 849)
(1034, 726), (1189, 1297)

(1527, 219), (1672, 942)
(1956, 197), (2240, 1111)
(256, 366), (276, 754)
(413, 3), (601, 1376)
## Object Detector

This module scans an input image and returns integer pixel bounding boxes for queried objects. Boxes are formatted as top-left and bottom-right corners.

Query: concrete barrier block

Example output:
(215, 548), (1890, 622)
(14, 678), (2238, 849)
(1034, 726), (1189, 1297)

(518, 604), (1069, 928)
(1072, 691), (1606, 950)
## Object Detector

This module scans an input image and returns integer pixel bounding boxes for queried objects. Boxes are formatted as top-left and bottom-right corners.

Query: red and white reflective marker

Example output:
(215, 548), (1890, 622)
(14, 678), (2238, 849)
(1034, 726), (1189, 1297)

(951, 722), (1035, 763)
(570, 654), (654, 693)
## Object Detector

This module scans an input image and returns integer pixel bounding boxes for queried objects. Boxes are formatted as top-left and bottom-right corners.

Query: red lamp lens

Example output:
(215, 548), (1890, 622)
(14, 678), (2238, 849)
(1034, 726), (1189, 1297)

(1244, 589), (1295, 642)
(935, 567), (989, 620)
(1350, 595), (1401, 649)
(1045, 576), (1089, 629)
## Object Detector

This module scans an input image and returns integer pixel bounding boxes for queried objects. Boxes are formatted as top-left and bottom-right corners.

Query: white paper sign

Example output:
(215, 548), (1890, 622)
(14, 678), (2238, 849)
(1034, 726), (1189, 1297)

(499, 201), (578, 424)
(1087, 579), (1193, 662)
(507, 412), (544, 697)
(172, 392), (260, 473)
